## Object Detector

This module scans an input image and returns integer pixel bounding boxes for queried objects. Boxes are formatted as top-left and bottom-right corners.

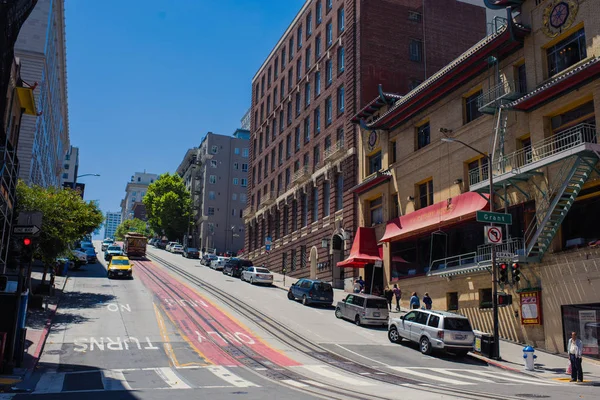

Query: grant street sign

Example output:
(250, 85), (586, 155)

(13, 225), (40, 236)
(476, 210), (512, 225)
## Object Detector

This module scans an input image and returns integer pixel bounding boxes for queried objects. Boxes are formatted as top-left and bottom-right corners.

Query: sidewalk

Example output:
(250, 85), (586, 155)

(470, 339), (600, 384)
(0, 266), (68, 390)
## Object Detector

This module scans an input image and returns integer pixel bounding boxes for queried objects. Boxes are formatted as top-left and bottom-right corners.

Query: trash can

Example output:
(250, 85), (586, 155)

(473, 330), (483, 353)
(480, 333), (496, 359)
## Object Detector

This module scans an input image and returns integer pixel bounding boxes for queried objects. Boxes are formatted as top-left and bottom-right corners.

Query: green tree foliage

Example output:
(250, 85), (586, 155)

(143, 173), (192, 241)
(114, 218), (153, 240)
(15, 180), (103, 265)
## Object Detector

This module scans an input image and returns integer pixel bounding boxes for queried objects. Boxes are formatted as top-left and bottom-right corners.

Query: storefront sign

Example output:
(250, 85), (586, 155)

(579, 310), (598, 356)
(520, 290), (542, 325)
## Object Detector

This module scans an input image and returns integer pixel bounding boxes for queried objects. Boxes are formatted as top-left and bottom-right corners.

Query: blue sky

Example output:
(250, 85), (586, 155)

(65, 0), (305, 217)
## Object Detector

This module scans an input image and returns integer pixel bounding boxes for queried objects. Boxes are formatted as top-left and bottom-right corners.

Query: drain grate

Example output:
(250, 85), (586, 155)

(515, 395), (551, 399)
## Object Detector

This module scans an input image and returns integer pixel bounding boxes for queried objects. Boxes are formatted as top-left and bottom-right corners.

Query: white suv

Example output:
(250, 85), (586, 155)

(388, 309), (474, 356)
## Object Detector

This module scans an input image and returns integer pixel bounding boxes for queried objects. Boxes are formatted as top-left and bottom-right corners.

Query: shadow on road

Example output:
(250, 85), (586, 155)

(59, 291), (117, 310)
(397, 340), (489, 365)
(68, 261), (108, 279)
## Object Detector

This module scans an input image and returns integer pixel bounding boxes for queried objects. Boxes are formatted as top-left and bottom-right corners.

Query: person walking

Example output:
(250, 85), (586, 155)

(357, 276), (365, 291)
(568, 331), (584, 382)
(409, 292), (420, 309)
(423, 292), (433, 310)
(384, 287), (394, 311)
(392, 284), (401, 311)
(353, 279), (361, 293)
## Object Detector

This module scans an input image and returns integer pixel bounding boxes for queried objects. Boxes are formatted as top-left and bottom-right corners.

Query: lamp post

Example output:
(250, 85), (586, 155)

(441, 136), (500, 360)
(73, 173), (100, 189)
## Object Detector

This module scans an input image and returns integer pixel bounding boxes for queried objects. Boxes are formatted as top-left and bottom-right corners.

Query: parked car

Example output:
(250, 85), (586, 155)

(287, 279), (334, 307)
(202, 254), (218, 266)
(77, 247), (97, 264)
(165, 242), (178, 252)
(388, 309), (475, 356)
(171, 244), (184, 254)
(241, 266), (273, 285)
(223, 258), (253, 278)
(107, 256), (133, 279)
(104, 245), (124, 261)
(101, 238), (114, 251)
(71, 249), (88, 265)
(156, 240), (168, 249)
(183, 247), (200, 259)
(335, 294), (389, 326)
(209, 256), (229, 271)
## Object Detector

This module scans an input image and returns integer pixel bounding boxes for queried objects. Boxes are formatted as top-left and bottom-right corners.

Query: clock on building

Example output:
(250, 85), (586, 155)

(368, 131), (378, 148)
(542, 0), (578, 38)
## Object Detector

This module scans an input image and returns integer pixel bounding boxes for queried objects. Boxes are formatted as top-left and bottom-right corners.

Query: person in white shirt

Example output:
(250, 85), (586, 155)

(567, 331), (584, 382)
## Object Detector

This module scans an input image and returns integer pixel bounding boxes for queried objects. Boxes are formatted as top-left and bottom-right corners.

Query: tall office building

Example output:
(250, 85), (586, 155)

(120, 172), (158, 222)
(14, 0), (69, 187)
(245, 0), (487, 288)
(104, 212), (121, 239)
(177, 129), (250, 253)
(60, 146), (79, 185)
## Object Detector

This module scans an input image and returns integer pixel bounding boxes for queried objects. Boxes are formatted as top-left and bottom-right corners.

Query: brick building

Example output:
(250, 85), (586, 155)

(352, 0), (600, 356)
(245, 0), (487, 289)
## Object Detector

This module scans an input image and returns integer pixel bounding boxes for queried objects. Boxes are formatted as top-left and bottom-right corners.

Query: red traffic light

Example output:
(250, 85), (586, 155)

(500, 263), (507, 270)
(23, 238), (32, 246)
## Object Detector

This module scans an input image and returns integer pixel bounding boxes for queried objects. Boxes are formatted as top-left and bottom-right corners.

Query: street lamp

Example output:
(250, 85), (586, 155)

(73, 173), (100, 189)
(441, 136), (500, 361)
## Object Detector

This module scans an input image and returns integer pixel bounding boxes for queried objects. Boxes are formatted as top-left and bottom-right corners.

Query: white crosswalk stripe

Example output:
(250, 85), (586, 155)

(294, 365), (375, 386)
(388, 367), (476, 385)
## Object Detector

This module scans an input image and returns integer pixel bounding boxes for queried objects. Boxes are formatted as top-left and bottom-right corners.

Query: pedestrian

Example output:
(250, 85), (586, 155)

(357, 276), (365, 290)
(384, 287), (394, 311)
(423, 292), (432, 310)
(409, 292), (420, 309)
(392, 284), (401, 311)
(568, 331), (584, 382)
(353, 279), (361, 293)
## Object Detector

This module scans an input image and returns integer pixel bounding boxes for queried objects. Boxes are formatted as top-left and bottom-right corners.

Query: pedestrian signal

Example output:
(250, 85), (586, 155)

(499, 263), (508, 284)
(511, 262), (521, 282)
(497, 293), (513, 306)
(23, 238), (31, 246)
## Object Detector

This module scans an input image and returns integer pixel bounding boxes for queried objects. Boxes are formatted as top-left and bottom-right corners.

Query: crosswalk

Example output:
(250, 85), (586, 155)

(30, 364), (565, 394)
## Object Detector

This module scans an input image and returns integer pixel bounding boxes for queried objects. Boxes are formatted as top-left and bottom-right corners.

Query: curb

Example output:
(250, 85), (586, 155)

(469, 352), (565, 380)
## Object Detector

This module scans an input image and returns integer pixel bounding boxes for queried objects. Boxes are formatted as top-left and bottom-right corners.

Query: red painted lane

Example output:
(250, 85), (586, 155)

(134, 260), (300, 367)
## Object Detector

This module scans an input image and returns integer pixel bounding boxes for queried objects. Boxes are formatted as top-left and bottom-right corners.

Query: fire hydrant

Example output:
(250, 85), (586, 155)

(523, 345), (537, 371)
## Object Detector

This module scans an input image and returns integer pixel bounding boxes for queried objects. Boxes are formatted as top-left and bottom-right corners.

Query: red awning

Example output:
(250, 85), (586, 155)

(337, 227), (382, 268)
(380, 192), (489, 243)
(378, 246), (409, 264)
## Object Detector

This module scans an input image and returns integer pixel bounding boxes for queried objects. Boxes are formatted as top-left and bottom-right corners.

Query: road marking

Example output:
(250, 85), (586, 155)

(154, 367), (191, 389)
(388, 367), (476, 385)
(206, 366), (259, 387)
(153, 303), (180, 367)
(297, 365), (375, 386)
(469, 370), (557, 385)
(334, 344), (389, 366)
(281, 379), (309, 388)
(426, 368), (494, 383)
(101, 370), (131, 391)
(33, 372), (66, 393)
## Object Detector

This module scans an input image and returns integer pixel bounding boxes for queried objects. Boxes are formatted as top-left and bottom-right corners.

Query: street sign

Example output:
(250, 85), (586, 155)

(265, 244), (271, 251)
(476, 211), (512, 225)
(485, 226), (502, 244)
(12, 225), (40, 236)
(497, 252), (515, 259)
(374, 260), (383, 268)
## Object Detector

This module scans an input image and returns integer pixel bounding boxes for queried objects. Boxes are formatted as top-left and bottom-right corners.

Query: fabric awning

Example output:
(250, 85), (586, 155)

(380, 192), (489, 243)
(337, 227), (381, 268)
(378, 246), (409, 264)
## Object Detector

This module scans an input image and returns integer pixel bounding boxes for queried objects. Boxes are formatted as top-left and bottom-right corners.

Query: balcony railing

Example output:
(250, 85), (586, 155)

(323, 141), (345, 162)
(476, 237), (526, 265)
(477, 79), (526, 112)
(262, 191), (277, 205)
(243, 207), (255, 219)
(469, 123), (597, 187)
(429, 252), (477, 273)
(292, 165), (311, 184)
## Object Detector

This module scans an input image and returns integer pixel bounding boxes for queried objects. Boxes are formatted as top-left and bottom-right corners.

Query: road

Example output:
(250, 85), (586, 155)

(5, 243), (596, 400)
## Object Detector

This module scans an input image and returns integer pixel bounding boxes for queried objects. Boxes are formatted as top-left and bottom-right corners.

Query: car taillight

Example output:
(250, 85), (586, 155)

(437, 331), (444, 340)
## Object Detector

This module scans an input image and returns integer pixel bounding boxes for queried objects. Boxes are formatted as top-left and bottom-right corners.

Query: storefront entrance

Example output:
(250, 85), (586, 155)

(562, 303), (600, 359)
(331, 234), (344, 289)
(364, 263), (384, 295)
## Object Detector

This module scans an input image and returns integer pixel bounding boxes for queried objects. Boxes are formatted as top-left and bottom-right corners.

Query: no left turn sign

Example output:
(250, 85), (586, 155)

(485, 226), (503, 244)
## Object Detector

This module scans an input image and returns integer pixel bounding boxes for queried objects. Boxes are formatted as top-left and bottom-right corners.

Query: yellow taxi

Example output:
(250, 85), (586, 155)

(107, 256), (133, 279)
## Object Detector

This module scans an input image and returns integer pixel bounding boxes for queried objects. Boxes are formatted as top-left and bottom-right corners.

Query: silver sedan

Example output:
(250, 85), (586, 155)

(241, 266), (273, 285)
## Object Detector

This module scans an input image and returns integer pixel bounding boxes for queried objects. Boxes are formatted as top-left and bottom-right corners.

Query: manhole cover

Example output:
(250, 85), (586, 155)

(515, 395), (551, 399)
(45, 349), (66, 355)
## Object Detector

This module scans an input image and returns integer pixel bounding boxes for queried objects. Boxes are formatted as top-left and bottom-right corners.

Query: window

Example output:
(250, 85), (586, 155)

(312, 187), (319, 221)
(232, 193), (237, 201)
(304, 116), (311, 143)
(242, 148), (249, 157)
(315, 71), (321, 96)
(335, 174), (343, 211)
(314, 107), (321, 134)
(295, 92), (301, 115)
(288, 68), (293, 90)
(261, 76), (265, 96)
(287, 101), (293, 124)
(233, 162), (239, 170)
(209, 175), (217, 184)
(64, 164), (70, 170)
(409, 79), (423, 90)
(337, 46), (345, 73)
(259, 132), (263, 152)
(267, 95), (271, 114)
(313, 145), (320, 168)
(316, 0), (322, 24)
(211, 145), (218, 154)
(305, 82), (311, 107)
(391, 193), (399, 219)
(209, 191), (216, 200)
(240, 193), (247, 203)
(416, 122), (430, 149)
(315, 35), (322, 58)
(517, 63), (527, 93)
(241, 178), (247, 187)
(281, 47), (286, 70)
(547, 28), (586, 77)
(409, 39), (423, 62)
(417, 179), (434, 209)
(479, 288), (493, 309)
(467, 157), (489, 186)
(271, 149), (276, 171)
(255, 84), (259, 104)
(447, 292), (459, 311)
(302, 192), (308, 227)
(464, 90), (483, 124)
(265, 126), (270, 146)
(327, 0), (332, 12)
(338, 7), (345, 32)
(325, 96), (333, 125)
(62, 173), (68, 179)
(368, 151), (382, 175)
(281, 78), (285, 98)
(305, 47), (311, 70)
(233, 178), (239, 185)
(242, 163), (248, 172)
(274, 58), (279, 78)
(326, 59), (333, 85)
(272, 118), (277, 140)
(326, 22), (333, 46)
(289, 37), (294, 59)
(292, 200), (298, 231)
(369, 197), (383, 226)
(267, 67), (272, 87)
(264, 155), (269, 178)
(306, 12), (312, 36)
(323, 181), (330, 217)
(408, 10), (422, 22)
(295, 126), (301, 151)
(337, 85), (345, 113)
(285, 168), (291, 189)
(303, 152), (309, 167)
(273, 88), (278, 106)
(286, 134), (292, 158)
(278, 142), (284, 165)
(279, 110), (284, 132)
(234, 147), (240, 155)
(297, 26), (303, 48)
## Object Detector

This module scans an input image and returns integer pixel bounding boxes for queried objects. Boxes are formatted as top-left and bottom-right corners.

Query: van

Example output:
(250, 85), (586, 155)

(287, 279), (334, 307)
(335, 294), (389, 326)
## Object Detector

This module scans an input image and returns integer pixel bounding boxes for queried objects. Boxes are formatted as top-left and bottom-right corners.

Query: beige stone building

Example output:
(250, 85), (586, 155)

(347, 0), (600, 358)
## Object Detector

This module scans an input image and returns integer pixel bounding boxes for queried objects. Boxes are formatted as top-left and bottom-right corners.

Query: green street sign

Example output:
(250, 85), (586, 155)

(476, 211), (512, 225)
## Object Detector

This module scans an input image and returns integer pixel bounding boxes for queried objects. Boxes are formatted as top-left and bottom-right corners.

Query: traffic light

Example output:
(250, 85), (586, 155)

(497, 293), (513, 306)
(499, 263), (508, 284)
(511, 262), (521, 283)
(23, 238), (31, 246)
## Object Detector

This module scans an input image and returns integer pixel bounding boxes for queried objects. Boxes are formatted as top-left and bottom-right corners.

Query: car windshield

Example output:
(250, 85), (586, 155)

(187, 248), (198, 252)
(444, 318), (472, 331)
(108, 246), (121, 251)
(256, 268), (270, 273)
(111, 259), (130, 266)
(173, 245), (182, 248)
(313, 282), (333, 293)
(366, 298), (389, 309)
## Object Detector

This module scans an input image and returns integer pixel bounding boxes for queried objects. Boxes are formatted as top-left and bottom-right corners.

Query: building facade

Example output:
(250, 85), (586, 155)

(15, 0), (69, 187)
(352, 0), (600, 357)
(245, 0), (487, 289)
(60, 146), (79, 186)
(177, 130), (249, 254)
(104, 212), (121, 239)
(120, 172), (158, 222)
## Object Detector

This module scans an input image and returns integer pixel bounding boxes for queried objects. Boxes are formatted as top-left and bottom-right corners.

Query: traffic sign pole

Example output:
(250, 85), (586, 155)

(488, 155), (500, 361)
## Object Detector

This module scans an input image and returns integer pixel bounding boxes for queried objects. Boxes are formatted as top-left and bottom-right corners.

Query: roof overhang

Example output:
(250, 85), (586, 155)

(351, 170), (392, 195)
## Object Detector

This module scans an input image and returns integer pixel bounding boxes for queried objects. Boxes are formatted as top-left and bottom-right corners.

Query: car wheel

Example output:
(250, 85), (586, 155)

(250, 277), (254, 285)
(287, 291), (294, 300)
(420, 337), (433, 355)
(388, 326), (401, 343)
(354, 315), (361, 326)
(335, 307), (343, 319)
(302, 295), (309, 306)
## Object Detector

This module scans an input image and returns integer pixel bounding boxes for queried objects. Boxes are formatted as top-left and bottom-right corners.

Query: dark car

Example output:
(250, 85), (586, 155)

(201, 254), (217, 266)
(183, 247), (200, 259)
(222, 258), (253, 278)
(77, 247), (97, 264)
(288, 279), (334, 307)
(156, 240), (168, 249)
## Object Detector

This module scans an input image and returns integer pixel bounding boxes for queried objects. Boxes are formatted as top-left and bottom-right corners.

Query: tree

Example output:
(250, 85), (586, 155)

(114, 218), (153, 240)
(143, 173), (192, 241)
(15, 181), (103, 284)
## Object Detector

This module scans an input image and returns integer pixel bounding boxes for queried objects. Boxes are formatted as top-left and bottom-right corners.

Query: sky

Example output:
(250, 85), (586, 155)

(65, 0), (498, 232)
